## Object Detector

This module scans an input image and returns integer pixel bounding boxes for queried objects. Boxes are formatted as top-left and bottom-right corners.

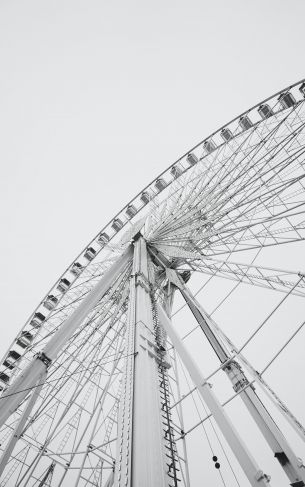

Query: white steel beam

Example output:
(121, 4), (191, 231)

(73, 338), (123, 487)
(114, 236), (170, 487)
(0, 246), (133, 430)
(157, 302), (271, 487)
(200, 308), (305, 444)
(166, 267), (305, 485)
(187, 294), (305, 484)
(0, 371), (46, 478)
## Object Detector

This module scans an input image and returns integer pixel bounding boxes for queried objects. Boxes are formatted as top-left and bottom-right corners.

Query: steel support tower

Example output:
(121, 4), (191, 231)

(1, 79), (305, 486)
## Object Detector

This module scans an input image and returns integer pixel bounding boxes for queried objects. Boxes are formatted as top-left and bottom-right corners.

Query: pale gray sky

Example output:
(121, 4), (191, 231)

(1, 0), (304, 333)
(0, 1), (305, 485)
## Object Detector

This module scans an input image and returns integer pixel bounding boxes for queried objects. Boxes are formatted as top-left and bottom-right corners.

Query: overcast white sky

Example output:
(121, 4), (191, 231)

(0, 1), (305, 485)
(1, 0), (304, 340)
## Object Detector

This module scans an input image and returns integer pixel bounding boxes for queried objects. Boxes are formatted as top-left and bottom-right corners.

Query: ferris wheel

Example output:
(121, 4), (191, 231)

(0, 79), (305, 487)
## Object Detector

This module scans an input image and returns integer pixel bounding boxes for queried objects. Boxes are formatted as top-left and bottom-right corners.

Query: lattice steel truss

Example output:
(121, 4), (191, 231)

(1, 80), (305, 487)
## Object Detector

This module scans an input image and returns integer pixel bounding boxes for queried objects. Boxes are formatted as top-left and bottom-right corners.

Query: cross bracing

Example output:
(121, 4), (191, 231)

(0, 80), (305, 486)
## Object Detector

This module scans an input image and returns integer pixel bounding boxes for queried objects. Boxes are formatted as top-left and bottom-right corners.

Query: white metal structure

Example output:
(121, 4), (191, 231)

(1, 79), (305, 486)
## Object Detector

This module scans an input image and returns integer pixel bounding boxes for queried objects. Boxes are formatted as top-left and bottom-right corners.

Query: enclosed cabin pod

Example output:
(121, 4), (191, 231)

(30, 312), (45, 329)
(278, 92), (296, 109)
(57, 278), (71, 293)
(4, 350), (21, 370)
(16, 331), (33, 349)
(239, 115), (253, 131)
(44, 295), (58, 311)
(170, 164), (183, 179)
(186, 152), (199, 165)
(155, 178), (167, 192)
(97, 232), (109, 247)
(84, 247), (96, 261)
(258, 104), (274, 119)
(126, 204), (137, 219)
(0, 372), (10, 390)
(203, 139), (217, 154)
(71, 262), (83, 276)
(112, 218), (123, 232)
(220, 128), (233, 142)
(299, 83), (305, 97)
(140, 190), (151, 205)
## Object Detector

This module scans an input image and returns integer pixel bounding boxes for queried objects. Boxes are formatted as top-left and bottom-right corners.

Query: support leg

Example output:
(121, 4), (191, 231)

(157, 302), (271, 487)
(0, 371), (46, 478)
(173, 272), (305, 486)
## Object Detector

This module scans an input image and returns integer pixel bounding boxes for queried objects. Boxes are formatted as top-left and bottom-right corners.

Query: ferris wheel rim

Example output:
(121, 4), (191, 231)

(1, 77), (305, 391)
(1, 79), (305, 486)
(21, 77), (305, 304)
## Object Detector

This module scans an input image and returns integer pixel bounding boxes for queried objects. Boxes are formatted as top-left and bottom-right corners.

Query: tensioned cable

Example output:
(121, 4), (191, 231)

(0, 256), (131, 377)
(174, 317), (305, 439)
(1, 300), (125, 377)
(1, 265), (131, 379)
(170, 274), (303, 408)
(177, 354), (227, 487)
(6, 296), (302, 477)
(173, 262), (302, 350)
(154, 111), (305, 253)
(233, 275), (302, 355)
(170, 277), (303, 411)
(8, 82), (303, 381)
(1, 84), (305, 485)
(169, 168), (268, 320)
(0, 350), (136, 401)
(176, 244), (266, 342)
(16, 271), (127, 357)
(178, 354), (240, 487)
(25, 318), (126, 427)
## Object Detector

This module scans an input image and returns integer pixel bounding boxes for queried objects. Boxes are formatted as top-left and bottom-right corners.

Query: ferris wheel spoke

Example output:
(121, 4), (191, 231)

(205, 148), (305, 234)
(1, 80), (305, 486)
(198, 116), (305, 218)
(214, 211), (304, 251)
(207, 169), (303, 235)
(25, 316), (126, 450)
(150, 150), (305, 259)
(12, 269), (129, 382)
(51, 349), (123, 486)
(198, 109), (300, 208)
(9, 340), (124, 486)
(200, 195), (305, 255)
(148, 125), (282, 240)
(152, 204), (305, 260)
(72, 351), (122, 487)
(201, 126), (305, 228)
(180, 260), (305, 296)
